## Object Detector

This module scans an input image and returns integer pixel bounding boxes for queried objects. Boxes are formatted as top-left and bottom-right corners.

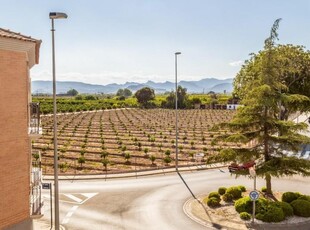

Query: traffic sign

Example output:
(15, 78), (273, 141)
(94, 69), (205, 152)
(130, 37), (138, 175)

(249, 166), (256, 177)
(249, 190), (259, 201)
(42, 183), (51, 190)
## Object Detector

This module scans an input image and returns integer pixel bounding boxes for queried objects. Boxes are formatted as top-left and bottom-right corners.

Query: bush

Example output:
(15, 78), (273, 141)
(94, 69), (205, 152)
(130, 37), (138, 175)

(238, 185), (246, 192)
(226, 186), (242, 199)
(255, 198), (269, 214)
(235, 197), (252, 213)
(240, 212), (251, 220)
(256, 203), (285, 222)
(282, 192), (301, 203)
(206, 197), (221, 208)
(261, 186), (267, 192)
(235, 197), (268, 214)
(274, 201), (294, 218)
(218, 187), (227, 195)
(298, 195), (310, 202)
(208, 192), (221, 201)
(223, 193), (234, 202)
(290, 199), (310, 217)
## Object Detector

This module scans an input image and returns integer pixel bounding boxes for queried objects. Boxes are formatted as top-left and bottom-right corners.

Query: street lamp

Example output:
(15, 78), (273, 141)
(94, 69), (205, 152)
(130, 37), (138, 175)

(49, 11), (67, 230)
(175, 52), (181, 171)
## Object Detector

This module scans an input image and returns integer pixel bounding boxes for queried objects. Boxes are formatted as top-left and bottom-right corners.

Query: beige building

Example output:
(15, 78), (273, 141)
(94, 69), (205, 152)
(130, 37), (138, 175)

(0, 28), (42, 230)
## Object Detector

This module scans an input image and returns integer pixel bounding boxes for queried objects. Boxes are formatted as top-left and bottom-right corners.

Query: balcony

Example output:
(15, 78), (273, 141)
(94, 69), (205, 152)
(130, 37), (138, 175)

(29, 102), (42, 138)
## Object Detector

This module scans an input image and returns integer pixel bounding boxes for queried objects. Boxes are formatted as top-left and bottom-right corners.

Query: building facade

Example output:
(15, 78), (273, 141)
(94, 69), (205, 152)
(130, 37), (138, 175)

(0, 28), (41, 230)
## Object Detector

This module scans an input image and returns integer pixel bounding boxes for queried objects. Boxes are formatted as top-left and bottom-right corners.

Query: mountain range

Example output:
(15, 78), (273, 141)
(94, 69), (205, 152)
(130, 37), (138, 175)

(31, 78), (234, 95)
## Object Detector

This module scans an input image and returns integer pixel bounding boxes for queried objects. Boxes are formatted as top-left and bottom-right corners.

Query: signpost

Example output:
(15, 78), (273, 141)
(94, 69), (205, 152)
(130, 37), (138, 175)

(42, 183), (52, 229)
(249, 166), (257, 223)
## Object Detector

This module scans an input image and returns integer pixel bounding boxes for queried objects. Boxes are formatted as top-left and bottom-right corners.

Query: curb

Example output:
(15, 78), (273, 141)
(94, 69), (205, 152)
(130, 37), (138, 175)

(42, 164), (226, 181)
(183, 197), (243, 230)
(183, 196), (310, 230)
(183, 198), (215, 229)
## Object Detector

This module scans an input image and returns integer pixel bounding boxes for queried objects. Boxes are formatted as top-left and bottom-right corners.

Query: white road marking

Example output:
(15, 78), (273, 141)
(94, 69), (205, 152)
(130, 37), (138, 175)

(64, 194), (83, 203)
(61, 205), (79, 224)
(43, 193), (98, 204)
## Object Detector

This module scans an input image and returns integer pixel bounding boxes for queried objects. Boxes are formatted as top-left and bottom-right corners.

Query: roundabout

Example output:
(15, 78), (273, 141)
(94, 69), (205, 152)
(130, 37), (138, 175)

(38, 168), (310, 230)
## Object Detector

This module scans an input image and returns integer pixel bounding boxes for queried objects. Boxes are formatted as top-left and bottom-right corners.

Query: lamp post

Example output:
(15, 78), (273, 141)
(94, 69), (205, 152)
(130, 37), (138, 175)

(175, 52), (181, 171)
(49, 12), (67, 230)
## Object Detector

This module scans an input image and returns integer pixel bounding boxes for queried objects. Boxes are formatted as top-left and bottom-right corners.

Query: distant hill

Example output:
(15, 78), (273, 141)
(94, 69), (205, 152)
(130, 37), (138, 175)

(31, 77), (234, 95)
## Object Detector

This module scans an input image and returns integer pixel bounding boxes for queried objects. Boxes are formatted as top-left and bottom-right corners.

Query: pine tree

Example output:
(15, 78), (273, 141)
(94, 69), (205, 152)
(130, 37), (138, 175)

(207, 19), (310, 194)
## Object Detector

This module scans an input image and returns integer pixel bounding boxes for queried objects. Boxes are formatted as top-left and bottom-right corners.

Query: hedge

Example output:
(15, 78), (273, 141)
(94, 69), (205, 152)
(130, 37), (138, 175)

(282, 192), (301, 203)
(218, 187), (227, 195)
(290, 199), (310, 217)
(274, 201), (294, 218)
(226, 186), (242, 200)
(208, 192), (221, 201)
(256, 203), (285, 222)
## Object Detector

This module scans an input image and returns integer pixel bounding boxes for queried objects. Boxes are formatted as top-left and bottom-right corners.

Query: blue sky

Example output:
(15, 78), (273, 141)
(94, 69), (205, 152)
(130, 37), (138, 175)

(1, 0), (310, 85)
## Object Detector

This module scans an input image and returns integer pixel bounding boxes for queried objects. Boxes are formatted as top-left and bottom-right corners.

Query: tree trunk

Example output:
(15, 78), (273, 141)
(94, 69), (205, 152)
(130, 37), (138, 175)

(265, 173), (272, 194)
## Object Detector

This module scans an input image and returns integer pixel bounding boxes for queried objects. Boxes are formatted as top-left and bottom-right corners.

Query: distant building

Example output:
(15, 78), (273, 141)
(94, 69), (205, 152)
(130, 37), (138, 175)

(0, 28), (42, 229)
(226, 104), (242, 110)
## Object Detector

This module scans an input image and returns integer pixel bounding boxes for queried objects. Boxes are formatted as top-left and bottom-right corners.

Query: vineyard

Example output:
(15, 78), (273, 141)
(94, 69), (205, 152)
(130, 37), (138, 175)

(33, 108), (236, 174)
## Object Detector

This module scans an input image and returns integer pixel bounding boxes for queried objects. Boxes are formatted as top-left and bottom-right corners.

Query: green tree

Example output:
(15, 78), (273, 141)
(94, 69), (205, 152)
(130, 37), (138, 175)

(67, 89), (79, 96)
(116, 88), (132, 98)
(123, 88), (133, 97)
(116, 89), (124, 97)
(163, 86), (189, 109)
(124, 152), (131, 163)
(78, 156), (86, 168)
(101, 158), (109, 172)
(134, 87), (155, 107)
(149, 155), (156, 165)
(207, 19), (310, 195)
(163, 156), (172, 165)
(234, 44), (310, 118)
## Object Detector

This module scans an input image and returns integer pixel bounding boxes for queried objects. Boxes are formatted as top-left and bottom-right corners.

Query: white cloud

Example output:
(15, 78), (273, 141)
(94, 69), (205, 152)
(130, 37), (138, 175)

(229, 60), (243, 67)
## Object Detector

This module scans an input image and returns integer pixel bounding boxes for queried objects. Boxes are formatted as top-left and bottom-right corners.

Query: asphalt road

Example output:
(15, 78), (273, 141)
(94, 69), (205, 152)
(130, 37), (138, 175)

(41, 169), (310, 230)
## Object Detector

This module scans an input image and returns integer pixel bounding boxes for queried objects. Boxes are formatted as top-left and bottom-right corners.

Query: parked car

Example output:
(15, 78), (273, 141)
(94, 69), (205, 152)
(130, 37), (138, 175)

(228, 161), (256, 173)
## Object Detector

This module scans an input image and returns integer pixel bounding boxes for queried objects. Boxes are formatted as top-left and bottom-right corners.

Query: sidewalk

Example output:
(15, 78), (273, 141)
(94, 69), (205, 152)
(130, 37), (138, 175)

(32, 219), (65, 230)
(42, 163), (225, 181)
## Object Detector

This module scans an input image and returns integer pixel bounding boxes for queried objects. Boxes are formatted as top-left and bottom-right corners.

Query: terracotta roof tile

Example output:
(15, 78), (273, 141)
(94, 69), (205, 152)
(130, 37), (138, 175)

(0, 28), (41, 43)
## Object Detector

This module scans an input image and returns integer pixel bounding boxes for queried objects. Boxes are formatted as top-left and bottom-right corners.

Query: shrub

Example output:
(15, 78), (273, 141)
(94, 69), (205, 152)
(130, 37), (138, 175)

(261, 186), (267, 193)
(226, 186), (242, 199)
(222, 193), (233, 202)
(255, 198), (269, 214)
(238, 185), (246, 192)
(290, 199), (310, 217)
(218, 187), (227, 195)
(274, 201), (294, 218)
(240, 212), (251, 220)
(235, 197), (252, 213)
(235, 197), (268, 214)
(282, 192), (301, 203)
(163, 156), (172, 165)
(298, 195), (310, 202)
(206, 197), (221, 208)
(208, 192), (221, 201)
(256, 203), (285, 222)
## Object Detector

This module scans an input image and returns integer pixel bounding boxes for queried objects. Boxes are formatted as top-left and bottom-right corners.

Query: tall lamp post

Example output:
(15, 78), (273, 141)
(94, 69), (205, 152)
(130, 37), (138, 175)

(49, 12), (67, 230)
(175, 52), (181, 171)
